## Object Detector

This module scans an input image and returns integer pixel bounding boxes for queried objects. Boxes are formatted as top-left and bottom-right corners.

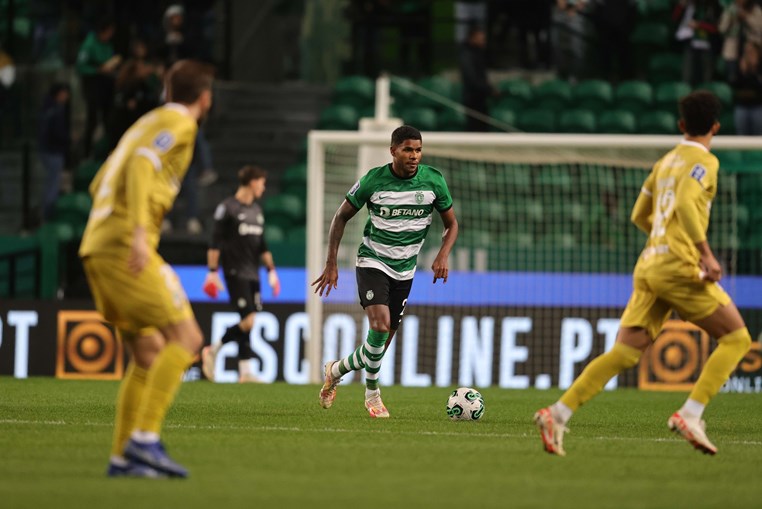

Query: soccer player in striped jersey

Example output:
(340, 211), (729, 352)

(312, 125), (459, 418)
(534, 91), (752, 456)
(79, 60), (213, 477)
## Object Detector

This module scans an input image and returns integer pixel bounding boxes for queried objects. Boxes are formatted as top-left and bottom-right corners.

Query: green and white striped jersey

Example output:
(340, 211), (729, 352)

(345, 163), (453, 280)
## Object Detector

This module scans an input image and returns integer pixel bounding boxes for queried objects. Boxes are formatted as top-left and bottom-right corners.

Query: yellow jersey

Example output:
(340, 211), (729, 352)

(79, 103), (198, 257)
(632, 140), (719, 280)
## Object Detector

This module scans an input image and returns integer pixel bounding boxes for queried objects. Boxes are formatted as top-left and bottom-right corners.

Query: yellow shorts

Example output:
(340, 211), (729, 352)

(82, 252), (193, 335)
(620, 274), (732, 340)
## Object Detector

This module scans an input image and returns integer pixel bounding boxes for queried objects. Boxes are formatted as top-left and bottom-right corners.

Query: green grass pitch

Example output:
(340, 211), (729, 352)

(1, 378), (760, 509)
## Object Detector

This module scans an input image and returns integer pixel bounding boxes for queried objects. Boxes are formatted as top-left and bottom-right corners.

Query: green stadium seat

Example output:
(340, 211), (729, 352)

(505, 198), (543, 226)
(285, 225), (306, 245)
(720, 111), (736, 135)
(648, 53), (684, 84)
(490, 106), (517, 131)
(54, 192), (92, 232)
(282, 162), (307, 187)
(578, 165), (616, 196)
(318, 105), (359, 130)
(74, 159), (102, 192)
(333, 75), (375, 110)
(358, 104), (399, 120)
(572, 80), (613, 112)
(537, 232), (577, 249)
(532, 79), (572, 110)
(403, 107), (438, 131)
(502, 164), (532, 195)
(558, 109), (597, 133)
(495, 79), (533, 111)
(695, 81), (733, 108)
(265, 224), (286, 243)
(638, 111), (678, 134)
(263, 194), (305, 227)
(654, 81), (692, 111)
(615, 81), (653, 113)
(438, 109), (466, 131)
(597, 110), (637, 134)
(716, 150), (744, 173)
(630, 22), (670, 49)
(501, 232), (534, 249)
(536, 165), (573, 194)
(390, 77), (414, 103)
(743, 150), (762, 171)
(411, 76), (454, 109)
(517, 108), (556, 133)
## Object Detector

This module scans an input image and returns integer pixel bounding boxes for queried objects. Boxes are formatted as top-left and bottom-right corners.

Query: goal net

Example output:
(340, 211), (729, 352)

(306, 131), (759, 389)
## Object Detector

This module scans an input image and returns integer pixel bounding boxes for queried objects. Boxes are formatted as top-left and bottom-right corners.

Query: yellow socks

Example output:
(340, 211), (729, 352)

(111, 362), (148, 457)
(134, 343), (194, 435)
(560, 342), (642, 411)
(689, 328), (752, 405)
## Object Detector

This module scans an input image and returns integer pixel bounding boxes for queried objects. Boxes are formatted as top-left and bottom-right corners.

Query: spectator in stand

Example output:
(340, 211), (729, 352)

(719, 0), (762, 81)
(731, 39), (762, 134)
(674, 0), (722, 86)
(552, 0), (593, 81)
(589, 0), (637, 82)
(159, 4), (217, 234)
(76, 17), (121, 157)
(454, 0), (487, 44)
(459, 24), (497, 132)
(39, 83), (71, 221)
(109, 39), (163, 149)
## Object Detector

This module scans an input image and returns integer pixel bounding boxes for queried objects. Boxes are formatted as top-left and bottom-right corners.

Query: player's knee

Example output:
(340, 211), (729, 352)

(240, 313), (255, 331)
(720, 327), (752, 352)
(368, 321), (390, 334)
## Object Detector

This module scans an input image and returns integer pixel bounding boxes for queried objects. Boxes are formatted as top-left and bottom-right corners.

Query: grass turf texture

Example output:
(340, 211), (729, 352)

(1, 378), (760, 509)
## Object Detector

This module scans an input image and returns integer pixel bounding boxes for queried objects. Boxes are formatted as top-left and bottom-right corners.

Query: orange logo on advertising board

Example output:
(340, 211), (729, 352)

(638, 319), (710, 391)
(56, 311), (124, 380)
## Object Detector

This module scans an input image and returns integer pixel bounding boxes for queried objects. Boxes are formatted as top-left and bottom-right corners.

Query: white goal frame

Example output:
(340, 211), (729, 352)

(306, 131), (761, 383)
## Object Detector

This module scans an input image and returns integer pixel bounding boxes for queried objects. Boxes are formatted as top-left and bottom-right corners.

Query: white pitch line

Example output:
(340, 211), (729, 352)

(1, 419), (761, 446)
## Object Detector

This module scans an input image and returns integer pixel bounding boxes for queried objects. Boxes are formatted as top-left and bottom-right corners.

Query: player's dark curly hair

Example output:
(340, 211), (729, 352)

(238, 165), (267, 186)
(679, 91), (721, 137)
(391, 125), (422, 146)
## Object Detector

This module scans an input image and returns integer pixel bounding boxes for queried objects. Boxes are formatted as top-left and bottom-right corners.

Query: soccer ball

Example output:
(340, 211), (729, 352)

(446, 387), (485, 421)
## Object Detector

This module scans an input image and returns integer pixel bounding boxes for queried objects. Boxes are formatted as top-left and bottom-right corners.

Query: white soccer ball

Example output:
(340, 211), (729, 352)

(446, 387), (485, 421)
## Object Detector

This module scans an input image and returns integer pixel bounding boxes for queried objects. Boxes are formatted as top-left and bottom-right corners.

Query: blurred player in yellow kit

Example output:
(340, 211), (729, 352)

(534, 91), (752, 457)
(79, 59), (214, 478)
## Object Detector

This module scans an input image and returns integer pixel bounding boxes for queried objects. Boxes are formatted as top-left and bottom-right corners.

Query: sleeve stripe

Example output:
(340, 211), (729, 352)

(136, 147), (162, 171)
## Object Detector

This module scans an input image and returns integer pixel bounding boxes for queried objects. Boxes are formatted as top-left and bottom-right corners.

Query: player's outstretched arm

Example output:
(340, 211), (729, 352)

(432, 208), (458, 284)
(311, 200), (358, 296)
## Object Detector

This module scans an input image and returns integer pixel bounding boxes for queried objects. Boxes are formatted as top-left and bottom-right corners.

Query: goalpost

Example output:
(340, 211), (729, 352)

(306, 131), (761, 387)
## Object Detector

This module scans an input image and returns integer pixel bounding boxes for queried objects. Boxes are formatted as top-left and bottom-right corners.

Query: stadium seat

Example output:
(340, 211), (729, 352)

(403, 107), (438, 131)
(501, 232), (534, 249)
(532, 79), (572, 110)
(502, 164), (532, 195)
(572, 80), (613, 112)
(495, 79), (533, 111)
(648, 53), (684, 84)
(54, 192), (92, 231)
(638, 110), (678, 134)
(281, 162), (307, 187)
(517, 108), (556, 133)
(265, 224), (286, 243)
(411, 76), (455, 109)
(285, 225), (307, 245)
(578, 165), (616, 196)
(318, 105), (359, 130)
(263, 194), (305, 227)
(695, 81), (733, 109)
(596, 110), (637, 134)
(504, 197), (543, 226)
(558, 109), (597, 133)
(537, 232), (577, 249)
(536, 165), (573, 195)
(630, 22), (670, 49)
(720, 111), (736, 135)
(438, 108), (466, 131)
(333, 75), (375, 110)
(654, 81), (692, 112)
(74, 159), (102, 191)
(490, 106), (517, 131)
(615, 81), (653, 113)
(716, 150), (744, 173)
